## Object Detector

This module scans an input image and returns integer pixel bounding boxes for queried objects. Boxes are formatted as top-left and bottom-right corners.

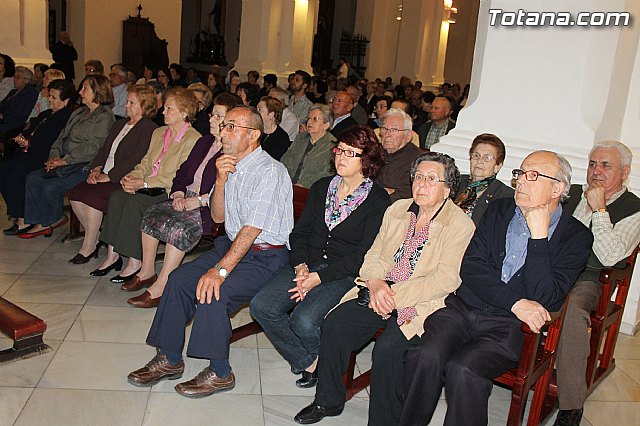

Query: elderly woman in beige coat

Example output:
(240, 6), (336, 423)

(294, 152), (475, 426)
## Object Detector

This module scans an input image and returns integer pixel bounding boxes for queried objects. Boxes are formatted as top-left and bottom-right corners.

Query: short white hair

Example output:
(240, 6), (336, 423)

(384, 108), (413, 131)
(590, 140), (633, 167)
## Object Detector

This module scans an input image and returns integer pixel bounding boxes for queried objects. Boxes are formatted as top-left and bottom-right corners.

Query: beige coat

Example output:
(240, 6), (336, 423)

(339, 198), (475, 339)
(129, 126), (201, 192)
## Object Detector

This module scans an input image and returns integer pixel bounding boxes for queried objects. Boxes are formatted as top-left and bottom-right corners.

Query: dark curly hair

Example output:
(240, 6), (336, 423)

(410, 152), (460, 198)
(334, 125), (386, 178)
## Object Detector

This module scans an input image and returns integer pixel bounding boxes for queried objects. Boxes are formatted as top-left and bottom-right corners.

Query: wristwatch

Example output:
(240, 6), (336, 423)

(214, 263), (228, 278)
(596, 208), (607, 213)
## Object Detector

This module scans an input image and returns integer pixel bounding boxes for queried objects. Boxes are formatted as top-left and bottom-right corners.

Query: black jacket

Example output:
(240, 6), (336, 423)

(330, 116), (358, 138)
(457, 197), (592, 316)
(289, 176), (391, 283)
(455, 175), (514, 226)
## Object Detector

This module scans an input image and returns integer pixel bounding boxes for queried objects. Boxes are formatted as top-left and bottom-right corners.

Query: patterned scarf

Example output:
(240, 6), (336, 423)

(384, 211), (433, 325)
(324, 175), (373, 230)
(455, 175), (495, 216)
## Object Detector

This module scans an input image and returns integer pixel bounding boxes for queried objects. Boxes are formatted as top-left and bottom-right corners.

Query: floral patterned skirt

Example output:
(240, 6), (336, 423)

(140, 198), (203, 253)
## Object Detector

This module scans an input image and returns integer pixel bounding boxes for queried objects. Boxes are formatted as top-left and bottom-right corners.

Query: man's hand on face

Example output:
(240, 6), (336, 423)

(522, 204), (551, 239)
(215, 155), (238, 185)
(585, 181), (607, 211)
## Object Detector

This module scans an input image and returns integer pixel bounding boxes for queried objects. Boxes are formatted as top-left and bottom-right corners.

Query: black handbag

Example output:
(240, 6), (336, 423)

(136, 187), (166, 197)
(43, 162), (89, 178)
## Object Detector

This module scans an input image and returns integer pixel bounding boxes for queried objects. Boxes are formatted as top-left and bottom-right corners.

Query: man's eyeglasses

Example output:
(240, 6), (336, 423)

(412, 173), (446, 185)
(332, 147), (363, 158)
(512, 169), (560, 182)
(471, 153), (495, 162)
(379, 127), (408, 135)
(219, 122), (258, 133)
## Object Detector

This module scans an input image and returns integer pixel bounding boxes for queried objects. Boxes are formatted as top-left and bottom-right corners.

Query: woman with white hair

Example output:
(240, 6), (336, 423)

(0, 66), (38, 144)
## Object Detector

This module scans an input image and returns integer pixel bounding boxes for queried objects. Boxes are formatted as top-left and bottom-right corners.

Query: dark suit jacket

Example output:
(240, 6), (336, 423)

(170, 134), (222, 234)
(50, 41), (78, 79)
(457, 197), (592, 316)
(417, 118), (456, 149)
(0, 85), (38, 137)
(22, 106), (72, 169)
(91, 118), (157, 183)
(455, 175), (514, 226)
(289, 176), (391, 283)
(330, 115), (358, 138)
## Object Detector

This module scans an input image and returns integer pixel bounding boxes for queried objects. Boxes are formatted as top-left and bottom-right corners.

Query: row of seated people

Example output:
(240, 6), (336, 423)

(1, 74), (638, 425)
(114, 106), (636, 426)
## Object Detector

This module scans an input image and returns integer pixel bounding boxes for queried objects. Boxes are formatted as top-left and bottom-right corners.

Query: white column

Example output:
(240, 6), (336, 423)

(0, 0), (52, 67)
(436, 0), (640, 334)
(355, 0), (447, 86)
(234, 0), (318, 84)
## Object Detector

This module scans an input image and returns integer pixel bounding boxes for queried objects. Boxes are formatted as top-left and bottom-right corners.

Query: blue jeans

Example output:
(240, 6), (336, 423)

(24, 167), (89, 226)
(250, 264), (355, 371)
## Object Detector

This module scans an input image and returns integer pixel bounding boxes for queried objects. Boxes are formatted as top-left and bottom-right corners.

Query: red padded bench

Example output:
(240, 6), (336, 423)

(0, 297), (50, 363)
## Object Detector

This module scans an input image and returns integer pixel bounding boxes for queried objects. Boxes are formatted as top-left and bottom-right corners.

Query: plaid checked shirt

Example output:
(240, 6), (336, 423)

(572, 185), (640, 266)
(223, 146), (294, 248)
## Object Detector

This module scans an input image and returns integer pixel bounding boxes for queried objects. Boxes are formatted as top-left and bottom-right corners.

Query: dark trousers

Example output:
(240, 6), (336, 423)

(315, 299), (419, 426)
(146, 236), (288, 361)
(556, 281), (601, 409)
(400, 295), (523, 426)
(0, 155), (40, 217)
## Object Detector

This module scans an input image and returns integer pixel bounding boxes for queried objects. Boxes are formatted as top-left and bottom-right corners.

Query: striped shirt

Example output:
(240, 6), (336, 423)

(572, 185), (640, 266)
(224, 146), (294, 248)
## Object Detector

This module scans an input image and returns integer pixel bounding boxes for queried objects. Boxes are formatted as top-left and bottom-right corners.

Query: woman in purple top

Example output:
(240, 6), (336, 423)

(125, 93), (242, 309)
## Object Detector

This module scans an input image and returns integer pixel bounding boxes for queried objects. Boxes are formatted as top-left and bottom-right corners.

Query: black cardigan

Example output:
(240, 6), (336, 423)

(456, 197), (593, 316)
(289, 175), (391, 283)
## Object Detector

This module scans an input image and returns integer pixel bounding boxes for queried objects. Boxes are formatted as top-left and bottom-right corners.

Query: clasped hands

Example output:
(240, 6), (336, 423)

(171, 192), (200, 212)
(44, 157), (67, 172)
(288, 265), (321, 302)
(366, 278), (396, 317)
(87, 167), (109, 184)
(120, 174), (144, 194)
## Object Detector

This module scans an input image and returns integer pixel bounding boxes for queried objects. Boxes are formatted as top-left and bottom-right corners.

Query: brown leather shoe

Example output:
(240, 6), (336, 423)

(128, 352), (184, 387)
(121, 274), (157, 292)
(127, 291), (161, 308)
(174, 367), (235, 398)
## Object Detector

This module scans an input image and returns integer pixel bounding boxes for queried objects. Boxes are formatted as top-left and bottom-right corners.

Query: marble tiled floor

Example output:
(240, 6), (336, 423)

(1, 210), (639, 425)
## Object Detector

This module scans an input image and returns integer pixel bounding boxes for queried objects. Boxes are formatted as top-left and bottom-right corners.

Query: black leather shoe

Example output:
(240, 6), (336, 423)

(89, 257), (123, 277)
(3, 224), (34, 236)
(294, 402), (344, 424)
(110, 268), (141, 283)
(69, 245), (101, 264)
(553, 408), (583, 426)
(296, 370), (318, 388)
(291, 366), (304, 375)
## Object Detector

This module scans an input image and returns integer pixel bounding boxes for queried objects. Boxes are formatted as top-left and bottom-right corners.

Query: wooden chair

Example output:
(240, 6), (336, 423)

(586, 246), (638, 390)
(342, 299), (570, 426)
(493, 298), (570, 426)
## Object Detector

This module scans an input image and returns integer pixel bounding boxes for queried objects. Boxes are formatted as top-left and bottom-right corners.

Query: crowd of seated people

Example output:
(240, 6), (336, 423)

(2, 53), (636, 426)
